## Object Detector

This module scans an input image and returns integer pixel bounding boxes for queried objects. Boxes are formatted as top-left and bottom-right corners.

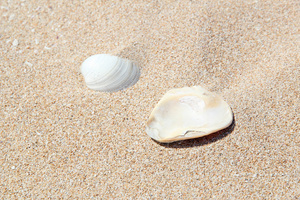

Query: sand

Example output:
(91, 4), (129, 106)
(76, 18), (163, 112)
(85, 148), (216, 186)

(1, 0), (299, 199)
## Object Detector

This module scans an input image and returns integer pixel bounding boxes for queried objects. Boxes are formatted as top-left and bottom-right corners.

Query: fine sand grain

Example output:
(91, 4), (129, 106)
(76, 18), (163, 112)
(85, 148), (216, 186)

(1, 0), (299, 198)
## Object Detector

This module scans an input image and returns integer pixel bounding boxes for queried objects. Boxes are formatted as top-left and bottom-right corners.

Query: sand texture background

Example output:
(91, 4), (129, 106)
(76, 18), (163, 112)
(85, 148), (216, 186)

(1, 0), (299, 199)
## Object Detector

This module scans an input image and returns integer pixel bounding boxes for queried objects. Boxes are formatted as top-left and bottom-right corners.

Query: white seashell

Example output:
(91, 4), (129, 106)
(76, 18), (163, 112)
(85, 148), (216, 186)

(81, 54), (140, 92)
(146, 86), (233, 143)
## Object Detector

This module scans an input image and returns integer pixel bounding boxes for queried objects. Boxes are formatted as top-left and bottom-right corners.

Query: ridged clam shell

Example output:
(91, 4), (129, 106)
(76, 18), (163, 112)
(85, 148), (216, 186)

(146, 86), (233, 143)
(81, 54), (140, 92)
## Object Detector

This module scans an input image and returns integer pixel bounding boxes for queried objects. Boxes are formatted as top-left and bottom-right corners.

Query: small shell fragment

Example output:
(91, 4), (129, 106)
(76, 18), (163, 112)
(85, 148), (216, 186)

(12, 39), (19, 47)
(24, 61), (33, 67)
(146, 86), (233, 143)
(81, 54), (140, 92)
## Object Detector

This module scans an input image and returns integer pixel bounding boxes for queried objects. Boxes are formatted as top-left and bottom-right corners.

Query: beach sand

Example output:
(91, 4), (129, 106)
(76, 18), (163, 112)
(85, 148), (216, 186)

(1, 0), (299, 198)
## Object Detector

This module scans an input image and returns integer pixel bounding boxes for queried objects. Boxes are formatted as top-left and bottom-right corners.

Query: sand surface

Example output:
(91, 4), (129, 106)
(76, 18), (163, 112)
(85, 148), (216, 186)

(1, 0), (299, 198)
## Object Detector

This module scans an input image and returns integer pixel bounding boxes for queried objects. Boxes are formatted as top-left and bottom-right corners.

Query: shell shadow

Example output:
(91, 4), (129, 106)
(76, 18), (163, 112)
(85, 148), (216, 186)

(153, 113), (236, 148)
(116, 42), (149, 73)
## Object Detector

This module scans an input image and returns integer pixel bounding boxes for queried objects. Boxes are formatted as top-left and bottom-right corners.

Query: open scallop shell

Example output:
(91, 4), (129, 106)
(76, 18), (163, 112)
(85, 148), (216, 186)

(146, 86), (233, 143)
(81, 54), (140, 92)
